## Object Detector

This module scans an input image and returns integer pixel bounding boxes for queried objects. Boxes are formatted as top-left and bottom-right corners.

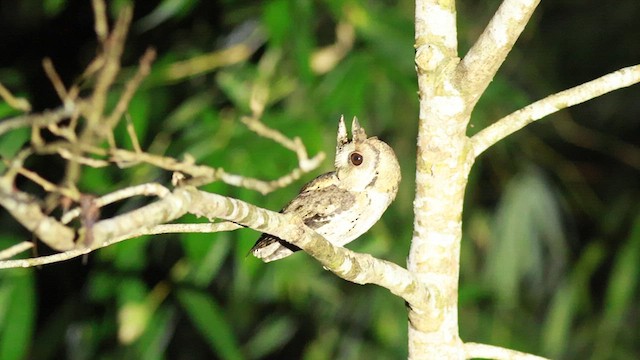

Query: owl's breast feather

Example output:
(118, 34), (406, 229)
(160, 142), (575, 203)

(315, 190), (392, 247)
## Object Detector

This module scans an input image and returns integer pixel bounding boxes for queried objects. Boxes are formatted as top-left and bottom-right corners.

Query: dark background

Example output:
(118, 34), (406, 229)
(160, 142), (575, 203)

(0, 0), (638, 359)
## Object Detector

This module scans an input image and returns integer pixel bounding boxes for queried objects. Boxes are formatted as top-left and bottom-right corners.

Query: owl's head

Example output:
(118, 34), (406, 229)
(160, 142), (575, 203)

(334, 116), (401, 195)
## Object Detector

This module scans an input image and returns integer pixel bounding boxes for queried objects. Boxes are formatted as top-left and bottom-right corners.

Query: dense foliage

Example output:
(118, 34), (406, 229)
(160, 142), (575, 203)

(0, 0), (638, 359)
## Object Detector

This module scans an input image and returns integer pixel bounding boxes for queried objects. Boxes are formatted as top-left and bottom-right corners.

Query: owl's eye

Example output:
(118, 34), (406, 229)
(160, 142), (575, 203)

(350, 152), (363, 166)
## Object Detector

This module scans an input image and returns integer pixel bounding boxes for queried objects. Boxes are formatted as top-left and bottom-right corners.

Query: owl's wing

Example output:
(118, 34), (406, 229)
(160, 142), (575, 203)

(251, 172), (355, 262)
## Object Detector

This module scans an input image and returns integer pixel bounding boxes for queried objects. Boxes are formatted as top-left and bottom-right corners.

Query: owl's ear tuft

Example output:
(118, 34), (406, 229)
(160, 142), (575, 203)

(337, 115), (349, 149)
(351, 116), (367, 143)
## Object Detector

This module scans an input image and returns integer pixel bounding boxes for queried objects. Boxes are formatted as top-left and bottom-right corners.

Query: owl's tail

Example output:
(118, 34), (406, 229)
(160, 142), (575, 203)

(249, 233), (301, 262)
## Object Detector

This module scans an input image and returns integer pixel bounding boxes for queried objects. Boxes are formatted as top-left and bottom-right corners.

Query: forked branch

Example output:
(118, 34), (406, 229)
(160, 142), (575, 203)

(457, 0), (540, 107)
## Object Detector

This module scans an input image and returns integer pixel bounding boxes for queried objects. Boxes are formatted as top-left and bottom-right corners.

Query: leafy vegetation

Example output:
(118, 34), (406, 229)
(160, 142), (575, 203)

(0, 0), (638, 359)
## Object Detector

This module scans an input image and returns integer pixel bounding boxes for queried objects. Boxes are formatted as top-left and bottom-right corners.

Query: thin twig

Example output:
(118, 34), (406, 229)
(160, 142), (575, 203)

(311, 21), (355, 74)
(92, 0), (108, 42)
(0, 247), (93, 269)
(104, 48), (157, 134)
(0, 106), (74, 136)
(0, 241), (33, 260)
(0, 187), (76, 251)
(457, 0), (540, 107)
(0, 82), (31, 112)
(471, 64), (640, 157)
(241, 116), (299, 152)
(57, 148), (110, 167)
(165, 23), (266, 81)
(143, 222), (243, 234)
(85, 4), (132, 133)
(42, 58), (68, 102)
(0, 221), (241, 269)
(61, 183), (170, 224)
(125, 114), (143, 153)
(16, 166), (78, 201)
(464, 342), (550, 360)
(110, 148), (325, 194)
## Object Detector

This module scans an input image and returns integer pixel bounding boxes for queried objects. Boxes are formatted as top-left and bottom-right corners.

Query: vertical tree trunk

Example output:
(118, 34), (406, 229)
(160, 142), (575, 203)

(409, 0), (474, 358)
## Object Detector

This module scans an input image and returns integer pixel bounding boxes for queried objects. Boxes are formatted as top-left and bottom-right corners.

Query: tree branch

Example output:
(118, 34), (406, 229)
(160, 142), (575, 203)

(0, 106), (75, 137)
(471, 64), (640, 157)
(60, 183), (170, 224)
(464, 342), (549, 360)
(0, 185), (434, 316)
(186, 188), (436, 313)
(0, 186), (76, 251)
(0, 241), (33, 261)
(457, 0), (539, 107)
(0, 82), (31, 112)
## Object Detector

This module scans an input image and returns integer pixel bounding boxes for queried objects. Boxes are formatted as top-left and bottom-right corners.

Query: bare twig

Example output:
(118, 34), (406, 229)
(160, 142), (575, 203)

(92, 0), (108, 42)
(241, 116), (299, 152)
(209, 153), (324, 193)
(311, 22), (355, 74)
(0, 184), (433, 323)
(464, 342), (549, 360)
(240, 47), (326, 177)
(0, 241), (33, 260)
(57, 148), (111, 167)
(0, 106), (74, 136)
(104, 48), (157, 137)
(0, 82), (31, 112)
(0, 188), (237, 268)
(42, 58), (68, 102)
(125, 114), (143, 153)
(0, 187), (75, 251)
(0, 247), (93, 269)
(110, 147), (325, 195)
(166, 46), (257, 80)
(0, 222), (241, 269)
(164, 23), (266, 81)
(16, 166), (78, 201)
(144, 222), (243, 234)
(72, 56), (106, 102)
(552, 118), (640, 170)
(61, 182), (170, 224)
(85, 5), (133, 133)
(457, 0), (540, 107)
(47, 121), (78, 142)
(471, 64), (640, 157)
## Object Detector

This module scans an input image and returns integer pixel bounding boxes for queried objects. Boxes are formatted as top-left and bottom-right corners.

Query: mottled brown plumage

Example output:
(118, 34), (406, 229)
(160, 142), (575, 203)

(251, 116), (401, 262)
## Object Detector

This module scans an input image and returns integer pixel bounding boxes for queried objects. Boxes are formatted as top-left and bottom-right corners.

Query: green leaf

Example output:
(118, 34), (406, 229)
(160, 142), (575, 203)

(542, 242), (605, 357)
(263, 0), (292, 47)
(592, 214), (640, 358)
(177, 289), (244, 360)
(116, 279), (152, 344)
(43, 0), (67, 17)
(0, 268), (35, 360)
(243, 315), (297, 359)
(303, 327), (338, 360)
(486, 167), (567, 307)
(0, 127), (29, 160)
(113, 237), (150, 271)
(216, 69), (254, 113)
(130, 306), (176, 360)
(181, 232), (231, 287)
(135, 0), (198, 32)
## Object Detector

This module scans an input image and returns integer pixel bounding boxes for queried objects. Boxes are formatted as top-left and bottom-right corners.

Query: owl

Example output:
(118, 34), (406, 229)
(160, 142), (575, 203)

(251, 116), (401, 262)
